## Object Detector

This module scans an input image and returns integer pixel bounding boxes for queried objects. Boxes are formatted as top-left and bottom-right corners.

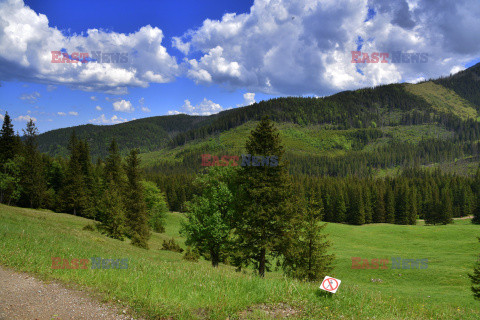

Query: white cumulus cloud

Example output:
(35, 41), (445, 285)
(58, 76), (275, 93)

(95, 105), (102, 111)
(113, 99), (134, 112)
(173, 0), (480, 96)
(237, 92), (255, 107)
(89, 114), (127, 124)
(69, 111), (78, 116)
(15, 115), (36, 122)
(168, 98), (223, 116)
(0, 0), (179, 94)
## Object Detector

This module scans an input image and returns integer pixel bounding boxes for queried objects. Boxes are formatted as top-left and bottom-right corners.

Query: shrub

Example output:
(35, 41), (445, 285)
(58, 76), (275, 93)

(161, 238), (184, 253)
(82, 223), (95, 231)
(183, 247), (200, 262)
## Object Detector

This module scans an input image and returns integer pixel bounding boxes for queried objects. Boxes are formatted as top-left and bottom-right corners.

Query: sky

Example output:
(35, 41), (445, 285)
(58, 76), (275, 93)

(1, 0), (480, 133)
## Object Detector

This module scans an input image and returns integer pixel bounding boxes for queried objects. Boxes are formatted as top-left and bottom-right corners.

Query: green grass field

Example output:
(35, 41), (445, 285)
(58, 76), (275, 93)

(1, 204), (480, 319)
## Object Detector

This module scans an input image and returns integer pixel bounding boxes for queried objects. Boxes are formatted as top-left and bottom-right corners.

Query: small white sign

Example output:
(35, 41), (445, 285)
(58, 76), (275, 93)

(320, 276), (341, 293)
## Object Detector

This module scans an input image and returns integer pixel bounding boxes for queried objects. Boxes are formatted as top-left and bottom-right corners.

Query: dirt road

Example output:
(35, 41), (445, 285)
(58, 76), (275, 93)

(0, 266), (140, 320)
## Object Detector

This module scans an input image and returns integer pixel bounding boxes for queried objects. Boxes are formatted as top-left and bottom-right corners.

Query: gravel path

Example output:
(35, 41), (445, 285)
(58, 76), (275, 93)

(0, 266), (140, 320)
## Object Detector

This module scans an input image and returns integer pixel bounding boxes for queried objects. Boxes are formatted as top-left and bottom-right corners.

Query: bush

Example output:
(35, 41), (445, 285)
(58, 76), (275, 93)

(82, 223), (95, 231)
(161, 238), (184, 253)
(183, 247), (200, 262)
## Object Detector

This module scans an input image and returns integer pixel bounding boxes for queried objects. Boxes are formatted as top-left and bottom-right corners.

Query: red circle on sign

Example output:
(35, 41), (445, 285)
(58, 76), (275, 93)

(322, 278), (338, 291)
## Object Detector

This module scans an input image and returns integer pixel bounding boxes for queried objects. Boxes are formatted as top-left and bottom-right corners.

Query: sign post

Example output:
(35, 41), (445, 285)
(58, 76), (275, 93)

(320, 276), (341, 293)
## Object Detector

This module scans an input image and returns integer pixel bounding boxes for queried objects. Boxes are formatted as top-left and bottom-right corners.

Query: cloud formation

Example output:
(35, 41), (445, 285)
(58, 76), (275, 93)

(168, 98), (223, 116)
(113, 100), (134, 112)
(0, 0), (179, 94)
(15, 115), (36, 122)
(89, 114), (127, 124)
(173, 0), (480, 96)
(19, 92), (41, 103)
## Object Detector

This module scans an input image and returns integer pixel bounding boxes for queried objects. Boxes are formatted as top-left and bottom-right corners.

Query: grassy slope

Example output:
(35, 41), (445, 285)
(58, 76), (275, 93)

(139, 121), (456, 169)
(405, 82), (478, 120)
(1, 204), (480, 319)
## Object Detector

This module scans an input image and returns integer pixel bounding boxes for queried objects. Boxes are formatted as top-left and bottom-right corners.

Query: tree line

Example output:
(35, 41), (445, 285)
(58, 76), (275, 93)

(0, 112), (168, 249)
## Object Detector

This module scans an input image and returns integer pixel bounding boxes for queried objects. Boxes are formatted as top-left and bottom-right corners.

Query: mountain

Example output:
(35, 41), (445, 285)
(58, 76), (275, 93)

(36, 63), (480, 177)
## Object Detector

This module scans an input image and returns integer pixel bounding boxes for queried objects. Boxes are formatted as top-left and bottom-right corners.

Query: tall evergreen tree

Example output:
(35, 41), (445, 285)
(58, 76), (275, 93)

(385, 186), (395, 223)
(394, 183), (408, 225)
(363, 185), (373, 224)
(468, 237), (480, 300)
(373, 186), (386, 223)
(98, 181), (127, 240)
(235, 116), (294, 277)
(104, 139), (123, 187)
(19, 119), (45, 208)
(347, 185), (365, 225)
(440, 186), (454, 225)
(407, 186), (418, 225)
(59, 132), (87, 215)
(282, 197), (334, 281)
(332, 189), (347, 223)
(0, 112), (18, 163)
(124, 149), (150, 249)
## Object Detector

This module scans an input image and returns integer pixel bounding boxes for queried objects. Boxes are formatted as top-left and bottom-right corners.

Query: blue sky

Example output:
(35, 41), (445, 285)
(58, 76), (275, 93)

(1, 0), (479, 133)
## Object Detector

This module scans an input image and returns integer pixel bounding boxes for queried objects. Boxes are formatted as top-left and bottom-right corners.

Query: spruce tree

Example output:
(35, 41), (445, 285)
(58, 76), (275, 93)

(19, 119), (45, 208)
(347, 185), (365, 225)
(473, 194), (480, 225)
(394, 183), (408, 225)
(373, 186), (386, 223)
(98, 181), (126, 240)
(235, 116), (294, 277)
(59, 132), (87, 215)
(333, 190), (347, 223)
(468, 237), (480, 300)
(124, 149), (150, 249)
(282, 197), (334, 281)
(104, 139), (123, 187)
(440, 187), (454, 225)
(363, 186), (373, 224)
(0, 112), (18, 163)
(407, 186), (418, 225)
(385, 186), (395, 223)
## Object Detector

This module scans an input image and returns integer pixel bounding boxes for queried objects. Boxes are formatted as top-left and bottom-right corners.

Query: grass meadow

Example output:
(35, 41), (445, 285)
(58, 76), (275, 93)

(1, 204), (480, 319)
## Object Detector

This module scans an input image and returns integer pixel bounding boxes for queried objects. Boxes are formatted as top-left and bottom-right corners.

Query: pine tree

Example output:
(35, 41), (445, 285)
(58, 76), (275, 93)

(425, 188), (440, 225)
(468, 237), (480, 300)
(440, 187), (453, 225)
(385, 186), (395, 223)
(235, 116), (294, 277)
(19, 119), (45, 208)
(363, 185), (373, 224)
(282, 197), (334, 281)
(373, 186), (386, 223)
(59, 132), (87, 215)
(394, 183), (408, 225)
(0, 112), (18, 163)
(407, 186), (418, 225)
(124, 149), (150, 249)
(104, 139), (123, 187)
(98, 181), (126, 240)
(473, 194), (480, 225)
(332, 189), (347, 223)
(347, 185), (365, 225)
